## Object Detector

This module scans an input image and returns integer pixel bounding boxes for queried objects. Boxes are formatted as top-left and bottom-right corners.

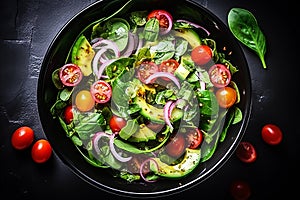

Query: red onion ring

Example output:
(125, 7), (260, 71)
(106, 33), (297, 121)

(109, 134), (132, 162)
(97, 59), (117, 79)
(139, 158), (158, 183)
(164, 100), (174, 130)
(92, 132), (110, 155)
(176, 19), (210, 36)
(144, 72), (180, 88)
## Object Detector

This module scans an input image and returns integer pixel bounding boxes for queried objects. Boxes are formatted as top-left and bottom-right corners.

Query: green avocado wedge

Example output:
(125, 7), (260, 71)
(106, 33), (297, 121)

(134, 96), (183, 124)
(71, 35), (95, 76)
(150, 148), (201, 178)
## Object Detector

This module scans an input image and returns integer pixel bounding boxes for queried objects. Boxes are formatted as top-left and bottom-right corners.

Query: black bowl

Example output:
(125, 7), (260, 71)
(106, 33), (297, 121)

(37, 0), (251, 197)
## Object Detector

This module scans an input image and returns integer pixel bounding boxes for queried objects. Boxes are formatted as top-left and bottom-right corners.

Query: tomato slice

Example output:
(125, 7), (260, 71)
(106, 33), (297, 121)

(235, 141), (257, 163)
(165, 134), (186, 158)
(159, 59), (180, 80)
(64, 105), (74, 124)
(90, 80), (112, 104)
(191, 45), (213, 65)
(185, 128), (203, 149)
(208, 64), (231, 88)
(109, 115), (127, 133)
(136, 61), (159, 84)
(147, 9), (173, 34)
(59, 63), (83, 87)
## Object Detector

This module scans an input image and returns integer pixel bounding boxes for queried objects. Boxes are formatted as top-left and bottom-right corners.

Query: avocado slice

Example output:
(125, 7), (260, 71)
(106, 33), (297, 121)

(71, 35), (95, 76)
(127, 124), (157, 142)
(134, 97), (183, 124)
(150, 148), (201, 178)
(173, 29), (201, 49)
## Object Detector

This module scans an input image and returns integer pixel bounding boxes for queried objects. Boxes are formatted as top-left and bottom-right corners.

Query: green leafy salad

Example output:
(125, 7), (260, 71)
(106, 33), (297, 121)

(50, 8), (243, 183)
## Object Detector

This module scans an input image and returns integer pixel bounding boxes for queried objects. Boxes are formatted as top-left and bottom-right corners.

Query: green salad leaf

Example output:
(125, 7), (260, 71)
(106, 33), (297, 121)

(228, 8), (267, 69)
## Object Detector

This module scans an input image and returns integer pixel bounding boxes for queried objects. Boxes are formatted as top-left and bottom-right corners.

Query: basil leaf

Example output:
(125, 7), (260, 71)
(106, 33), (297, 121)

(228, 8), (267, 69)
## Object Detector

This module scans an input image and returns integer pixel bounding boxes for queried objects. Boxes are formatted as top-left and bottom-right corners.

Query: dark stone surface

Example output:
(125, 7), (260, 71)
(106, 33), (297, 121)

(0, 0), (297, 199)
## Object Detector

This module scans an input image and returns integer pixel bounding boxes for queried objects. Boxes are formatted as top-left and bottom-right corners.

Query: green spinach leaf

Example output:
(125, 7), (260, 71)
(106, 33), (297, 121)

(228, 8), (267, 69)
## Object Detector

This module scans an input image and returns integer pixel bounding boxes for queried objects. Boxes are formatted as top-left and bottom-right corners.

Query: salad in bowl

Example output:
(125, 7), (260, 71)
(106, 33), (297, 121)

(38, 0), (250, 197)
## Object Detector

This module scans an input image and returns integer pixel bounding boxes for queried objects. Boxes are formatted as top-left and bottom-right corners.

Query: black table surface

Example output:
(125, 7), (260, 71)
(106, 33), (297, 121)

(0, 0), (297, 199)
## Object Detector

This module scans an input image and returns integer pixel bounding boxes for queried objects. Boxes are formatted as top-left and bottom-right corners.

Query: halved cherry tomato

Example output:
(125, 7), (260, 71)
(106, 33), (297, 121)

(59, 63), (83, 87)
(31, 139), (52, 164)
(261, 124), (283, 145)
(137, 61), (159, 84)
(90, 80), (112, 104)
(165, 134), (186, 158)
(230, 180), (251, 200)
(208, 64), (231, 88)
(75, 90), (95, 112)
(159, 59), (180, 80)
(147, 10), (173, 34)
(64, 105), (74, 124)
(235, 141), (257, 163)
(109, 115), (127, 133)
(191, 45), (213, 65)
(11, 126), (34, 150)
(185, 128), (203, 149)
(215, 86), (237, 108)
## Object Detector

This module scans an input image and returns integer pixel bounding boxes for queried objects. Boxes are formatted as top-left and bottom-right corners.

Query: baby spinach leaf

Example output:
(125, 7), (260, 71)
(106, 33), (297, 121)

(228, 8), (267, 69)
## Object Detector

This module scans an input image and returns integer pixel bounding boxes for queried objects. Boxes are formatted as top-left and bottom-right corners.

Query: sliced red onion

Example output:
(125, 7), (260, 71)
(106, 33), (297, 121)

(109, 134), (132, 162)
(144, 72), (181, 88)
(121, 32), (136, 57)
(136, 37), (144, 53)
(200, 81), (206, 91)
(92, 48), (107, 76)
(92, 38), (120, 53)
(97, 59), (117, 79)
(176, 19), (210, 36)
(92, 132), (110, 155)
(139, 158), (158, 183)
(164, 100), (174, 130)
(168, 101), (176, 117)
(92, 39), (120, 77)
(92, 38), (120, 62)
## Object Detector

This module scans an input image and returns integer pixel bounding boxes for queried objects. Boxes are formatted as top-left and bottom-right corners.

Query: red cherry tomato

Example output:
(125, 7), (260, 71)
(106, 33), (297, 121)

(64, 105), (74, 124)
(31, 139), (52, 163)
(230, 180), (251, 200)
(59, 63), (82, 87)
(215, 86), (237, 108)
(185, 128), (203, 149)
(11, 126), (34, 150)
(261, 124), (283, 145)
(235, 141), (257, 163)
(147, 9), (173, 34)
(208, 64), (231, 88)
(159, 59), (180, 80)
(137, 61), (159, 84)
(109, 115), (127, 133)
(90, 80), (112, 104)
(165, 134), (186, 158)
(191, 45), (213, 65)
